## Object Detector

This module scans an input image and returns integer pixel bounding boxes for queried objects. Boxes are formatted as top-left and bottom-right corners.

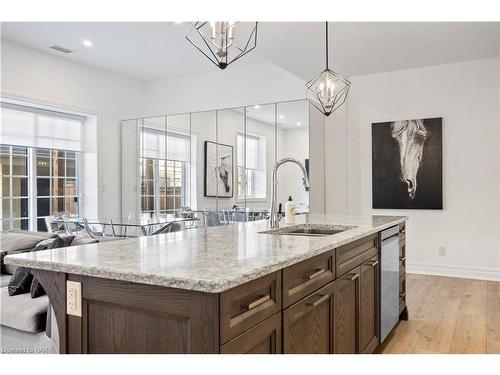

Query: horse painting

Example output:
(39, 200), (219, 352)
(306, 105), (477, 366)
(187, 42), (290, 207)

(390, 119), (427, 200)
(372, 117), (442, 209)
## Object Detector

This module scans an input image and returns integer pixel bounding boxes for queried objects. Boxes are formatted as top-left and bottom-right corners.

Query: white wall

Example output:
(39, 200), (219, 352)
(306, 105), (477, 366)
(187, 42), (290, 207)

(325, 58), (500, 281)
(1, 40), (147, 218)
(144, 62), (305, 115)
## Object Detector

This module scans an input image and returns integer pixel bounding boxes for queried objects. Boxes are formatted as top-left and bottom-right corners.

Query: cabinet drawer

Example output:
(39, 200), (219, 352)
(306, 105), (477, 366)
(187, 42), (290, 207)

(220, 313), (282, 354)
(336, 234), (378, 277)
(220, 271), (281, 344)
(283, 251), (335, 308)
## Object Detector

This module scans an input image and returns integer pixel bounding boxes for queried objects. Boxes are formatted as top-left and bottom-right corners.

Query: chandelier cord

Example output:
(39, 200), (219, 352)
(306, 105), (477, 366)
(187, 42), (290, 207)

(325, 21), (329, 69)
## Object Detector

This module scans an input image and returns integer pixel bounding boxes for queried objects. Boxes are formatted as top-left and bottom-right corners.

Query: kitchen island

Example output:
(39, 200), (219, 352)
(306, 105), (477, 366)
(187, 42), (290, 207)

(5, 214), (408, 354)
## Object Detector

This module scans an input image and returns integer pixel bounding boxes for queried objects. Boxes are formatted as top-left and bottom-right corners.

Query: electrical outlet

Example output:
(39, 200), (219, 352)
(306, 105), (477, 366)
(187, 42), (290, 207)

(438, 246), (447, 257)
(66, 280), (82, 317)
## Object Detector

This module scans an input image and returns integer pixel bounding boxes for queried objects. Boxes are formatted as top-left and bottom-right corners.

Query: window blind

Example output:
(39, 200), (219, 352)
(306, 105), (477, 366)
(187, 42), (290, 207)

(237, 133), (259, 169)
(141, 127), (190, 162)
(0, 102), (85, 151)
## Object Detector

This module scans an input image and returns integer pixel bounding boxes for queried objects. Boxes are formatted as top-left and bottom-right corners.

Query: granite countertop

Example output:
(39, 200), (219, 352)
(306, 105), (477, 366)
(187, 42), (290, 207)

(5, 214), (407, 293)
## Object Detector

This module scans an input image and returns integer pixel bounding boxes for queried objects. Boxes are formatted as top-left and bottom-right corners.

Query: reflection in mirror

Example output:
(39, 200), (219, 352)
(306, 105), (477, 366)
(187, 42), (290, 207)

(121, 119), (140, 220)
(120, 99), (309, 230)
(276, 100), (309, 214)
(191, 110), (217, 226)
(140, 116), (166, 218)
(216, 108), (245, 223)
(244, 103), (276, 216)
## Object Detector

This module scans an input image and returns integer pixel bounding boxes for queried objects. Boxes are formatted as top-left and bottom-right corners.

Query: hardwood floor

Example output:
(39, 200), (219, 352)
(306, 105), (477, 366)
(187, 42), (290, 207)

(380, 274), (500, 354)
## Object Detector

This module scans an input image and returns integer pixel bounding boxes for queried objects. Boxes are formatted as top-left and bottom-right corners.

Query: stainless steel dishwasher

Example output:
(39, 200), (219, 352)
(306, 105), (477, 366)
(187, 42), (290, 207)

(380, 225), (400, 342)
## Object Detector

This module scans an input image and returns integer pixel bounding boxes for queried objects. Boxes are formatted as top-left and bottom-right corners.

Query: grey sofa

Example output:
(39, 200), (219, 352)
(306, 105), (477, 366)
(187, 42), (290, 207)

(0, 230), (57, 353)
(0, 229), (120, 354)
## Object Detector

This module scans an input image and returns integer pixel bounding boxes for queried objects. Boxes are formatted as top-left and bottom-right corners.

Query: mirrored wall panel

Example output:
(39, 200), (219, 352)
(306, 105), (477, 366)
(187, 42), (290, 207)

(121, 99), (310, 227)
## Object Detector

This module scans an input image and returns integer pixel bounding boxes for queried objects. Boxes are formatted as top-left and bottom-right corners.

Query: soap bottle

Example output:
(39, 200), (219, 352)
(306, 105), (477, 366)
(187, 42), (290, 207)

(284, 196), (296, 224)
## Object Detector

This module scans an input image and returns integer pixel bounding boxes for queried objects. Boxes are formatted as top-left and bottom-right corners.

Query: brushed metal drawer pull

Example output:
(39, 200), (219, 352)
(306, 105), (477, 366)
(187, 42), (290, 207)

(242, 295), (270, 310)
(307, 294), (329, 307)
(306, 268), (327, 280)
(345, 273), (359, 281)
(368, 260), (379, 267)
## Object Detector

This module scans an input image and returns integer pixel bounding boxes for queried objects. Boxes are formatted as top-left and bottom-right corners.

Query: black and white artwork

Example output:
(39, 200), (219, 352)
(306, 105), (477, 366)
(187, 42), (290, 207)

(372, 117), (442, 209)
(204, 141), (233, 198)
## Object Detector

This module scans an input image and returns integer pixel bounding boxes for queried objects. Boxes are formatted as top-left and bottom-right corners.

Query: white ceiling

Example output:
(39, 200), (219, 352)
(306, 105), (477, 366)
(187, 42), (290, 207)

(244, 99), (309, 129)
(2, 22), (499, 82)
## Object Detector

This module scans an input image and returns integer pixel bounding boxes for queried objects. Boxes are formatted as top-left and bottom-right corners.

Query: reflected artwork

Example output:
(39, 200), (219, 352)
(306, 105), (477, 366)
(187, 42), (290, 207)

(204, 141), (233, 198)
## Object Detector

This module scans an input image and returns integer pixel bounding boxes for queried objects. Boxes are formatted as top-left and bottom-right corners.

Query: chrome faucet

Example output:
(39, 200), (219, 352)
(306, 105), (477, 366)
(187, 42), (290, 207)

(270, 158), (310, 228)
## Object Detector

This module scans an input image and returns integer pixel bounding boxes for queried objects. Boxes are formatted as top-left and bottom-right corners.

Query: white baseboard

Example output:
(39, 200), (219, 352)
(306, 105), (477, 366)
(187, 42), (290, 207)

(407, 262), (500, 282)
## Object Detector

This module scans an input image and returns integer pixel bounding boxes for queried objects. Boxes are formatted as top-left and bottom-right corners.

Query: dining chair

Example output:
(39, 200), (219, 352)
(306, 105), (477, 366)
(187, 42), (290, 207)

(150, 221), (186, 235)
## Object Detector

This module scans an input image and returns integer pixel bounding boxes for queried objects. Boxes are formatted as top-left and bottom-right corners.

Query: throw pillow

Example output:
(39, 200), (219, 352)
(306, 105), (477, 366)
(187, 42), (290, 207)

(28, 235), (74, 298)
(30, 277), (46, 298)
(8, 266), (33, 296)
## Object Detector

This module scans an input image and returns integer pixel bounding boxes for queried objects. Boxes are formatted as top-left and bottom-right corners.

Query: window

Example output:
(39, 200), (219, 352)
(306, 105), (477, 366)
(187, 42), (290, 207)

(0, 145), (80, 231)
(0, 145), (29, 230)
(0, 101), (85, 231)
(140, 127), (190, 214)
(237, 133), (266, 200)
(35, 149), (79, 231)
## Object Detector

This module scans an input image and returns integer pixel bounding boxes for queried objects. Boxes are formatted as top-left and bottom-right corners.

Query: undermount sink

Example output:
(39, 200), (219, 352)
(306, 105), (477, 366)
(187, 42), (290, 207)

(260, 224), (356, 237)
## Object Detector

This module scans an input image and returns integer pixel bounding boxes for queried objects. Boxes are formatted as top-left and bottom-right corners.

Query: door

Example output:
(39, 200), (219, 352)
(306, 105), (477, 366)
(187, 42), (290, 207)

(334, 266), (360, 354)
(359, 256), (380, 354)
(220, 313), (282, 354)
(283, 282), (335, 354)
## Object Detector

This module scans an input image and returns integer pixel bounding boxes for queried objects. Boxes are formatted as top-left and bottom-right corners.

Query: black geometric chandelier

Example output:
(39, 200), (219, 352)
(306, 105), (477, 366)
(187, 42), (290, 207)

(186, 22), (258, 69)
(306, 22), (351, 116)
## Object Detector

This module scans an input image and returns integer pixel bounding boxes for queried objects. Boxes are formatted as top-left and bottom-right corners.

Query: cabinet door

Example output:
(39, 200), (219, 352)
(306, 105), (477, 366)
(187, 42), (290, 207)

(283, 282), (335, 354)
(220, 313), (282, 354)
(359, 256), (380, 354)
(334, 266), (360, 354)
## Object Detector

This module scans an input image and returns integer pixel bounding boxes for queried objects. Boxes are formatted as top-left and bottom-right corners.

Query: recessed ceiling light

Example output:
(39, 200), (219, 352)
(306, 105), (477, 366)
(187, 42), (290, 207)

(253, 105), (260, 109)
(296, 122), (302, 126)
(279, 115), (284, 119)
(82, 39), (93, 48)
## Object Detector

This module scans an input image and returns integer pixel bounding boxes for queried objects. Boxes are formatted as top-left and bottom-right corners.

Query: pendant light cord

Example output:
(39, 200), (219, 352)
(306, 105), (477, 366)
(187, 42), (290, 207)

(325, 21), (329, 69)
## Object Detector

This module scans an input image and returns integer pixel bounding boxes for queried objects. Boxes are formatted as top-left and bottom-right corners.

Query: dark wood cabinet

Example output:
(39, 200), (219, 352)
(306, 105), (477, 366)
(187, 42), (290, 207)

(35, 230), (395, 354)
(359, 256), (380, 354)
(283, 281), (335, 354)
(334, 267), (360, 354)
(399, 223), (408, 320)
(220, 313), (282, 354)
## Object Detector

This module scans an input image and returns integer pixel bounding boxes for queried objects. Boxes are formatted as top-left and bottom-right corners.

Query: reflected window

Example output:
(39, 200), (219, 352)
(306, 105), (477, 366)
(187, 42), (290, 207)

(237, 133), (266, 200)
(140, 128), (190, 215)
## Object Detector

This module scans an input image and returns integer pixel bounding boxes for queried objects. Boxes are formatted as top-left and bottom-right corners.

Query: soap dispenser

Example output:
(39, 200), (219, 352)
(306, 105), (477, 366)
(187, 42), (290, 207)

(284, 196), (296, 224)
